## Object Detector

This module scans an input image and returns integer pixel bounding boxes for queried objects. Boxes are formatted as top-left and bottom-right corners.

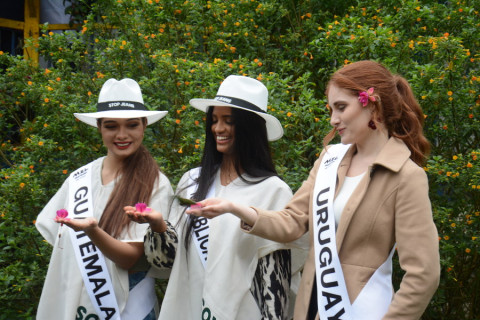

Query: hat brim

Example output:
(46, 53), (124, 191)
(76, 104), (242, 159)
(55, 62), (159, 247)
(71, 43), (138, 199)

(74, 110), (168, 127)
(189, 98), (283, 141)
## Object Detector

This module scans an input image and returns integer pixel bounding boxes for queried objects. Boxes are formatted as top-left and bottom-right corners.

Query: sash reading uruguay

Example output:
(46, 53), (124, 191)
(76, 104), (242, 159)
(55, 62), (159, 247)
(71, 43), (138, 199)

(313, 144), (353, 320)
(68, 163), (121, 320)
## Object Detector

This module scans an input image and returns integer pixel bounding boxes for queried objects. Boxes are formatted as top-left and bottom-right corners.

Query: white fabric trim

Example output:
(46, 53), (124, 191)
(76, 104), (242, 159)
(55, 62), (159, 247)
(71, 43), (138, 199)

(68, 162), (121, 320)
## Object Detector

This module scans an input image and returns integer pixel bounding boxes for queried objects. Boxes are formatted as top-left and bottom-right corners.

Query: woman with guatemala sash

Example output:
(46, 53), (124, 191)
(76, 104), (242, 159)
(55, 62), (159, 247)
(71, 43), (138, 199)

(35, 78), (175, 320)
(127, 75), (308, 319)
(187, 61), (441, 319)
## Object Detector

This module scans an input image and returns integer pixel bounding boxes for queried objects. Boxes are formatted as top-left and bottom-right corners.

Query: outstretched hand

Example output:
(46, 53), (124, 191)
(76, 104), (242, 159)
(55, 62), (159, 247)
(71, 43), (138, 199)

(124, 205), (167, 233)
(185, 198), (234, 219)
(55, 216), (98, 232)
(185, 198), (258, 228)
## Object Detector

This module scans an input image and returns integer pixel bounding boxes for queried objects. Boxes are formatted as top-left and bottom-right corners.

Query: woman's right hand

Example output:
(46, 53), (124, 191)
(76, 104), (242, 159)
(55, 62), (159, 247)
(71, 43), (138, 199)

(186, 198), (258, 226)
(124, 205), (167, 233)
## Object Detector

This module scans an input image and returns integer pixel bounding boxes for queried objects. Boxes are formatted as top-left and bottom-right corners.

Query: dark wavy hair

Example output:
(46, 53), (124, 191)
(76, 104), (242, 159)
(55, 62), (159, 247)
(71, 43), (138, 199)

(324, 60), (430, 166)
(182, 106), (279, 248)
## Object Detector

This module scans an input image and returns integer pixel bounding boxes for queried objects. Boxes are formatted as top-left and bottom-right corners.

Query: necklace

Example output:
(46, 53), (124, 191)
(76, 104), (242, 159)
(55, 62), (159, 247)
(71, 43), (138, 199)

(220, 168), (237, 186)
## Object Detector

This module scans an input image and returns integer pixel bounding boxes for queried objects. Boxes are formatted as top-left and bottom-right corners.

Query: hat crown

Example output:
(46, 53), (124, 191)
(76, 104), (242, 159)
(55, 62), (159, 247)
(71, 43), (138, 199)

(216, 75), (267, 111)
(98, 78), (144, 104)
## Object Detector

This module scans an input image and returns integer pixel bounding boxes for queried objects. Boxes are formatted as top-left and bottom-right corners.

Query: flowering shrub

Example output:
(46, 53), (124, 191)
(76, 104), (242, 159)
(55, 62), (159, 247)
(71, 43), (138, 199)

(0, 0), (478, 318)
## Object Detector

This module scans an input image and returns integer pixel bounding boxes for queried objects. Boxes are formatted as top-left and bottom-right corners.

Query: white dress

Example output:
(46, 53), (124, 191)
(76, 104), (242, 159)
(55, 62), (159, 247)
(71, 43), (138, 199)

(35, 157), (174, 320)
(147, 168), (308, 320)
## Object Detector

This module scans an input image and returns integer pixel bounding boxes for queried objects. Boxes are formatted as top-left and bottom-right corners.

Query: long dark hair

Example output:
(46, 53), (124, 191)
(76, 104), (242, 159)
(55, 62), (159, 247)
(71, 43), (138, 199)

(182, 106), (278, 247)
(324, 60), (430, 165)
(97, 118), (160, 238)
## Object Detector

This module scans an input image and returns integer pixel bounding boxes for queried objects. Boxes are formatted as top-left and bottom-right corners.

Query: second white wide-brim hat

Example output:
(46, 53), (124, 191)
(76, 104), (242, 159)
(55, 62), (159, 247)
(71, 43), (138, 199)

(189, 75), (283, 141)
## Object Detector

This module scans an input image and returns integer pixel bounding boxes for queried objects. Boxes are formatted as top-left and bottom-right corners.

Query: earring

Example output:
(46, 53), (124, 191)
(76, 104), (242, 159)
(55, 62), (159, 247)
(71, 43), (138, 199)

(368, 120), (377, 130)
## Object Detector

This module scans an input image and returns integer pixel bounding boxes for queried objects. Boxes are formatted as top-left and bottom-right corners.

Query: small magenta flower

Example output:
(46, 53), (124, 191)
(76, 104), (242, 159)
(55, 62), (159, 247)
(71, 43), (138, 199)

(358, 87), (376, 107)
(55, 209), (69, 226)
(56, 209), (68, 219)
(135, 202), (151, 213)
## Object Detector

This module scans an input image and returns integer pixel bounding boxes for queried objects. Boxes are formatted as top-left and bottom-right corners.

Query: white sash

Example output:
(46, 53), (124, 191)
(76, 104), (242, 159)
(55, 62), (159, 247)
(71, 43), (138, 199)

(121, 276), (156, 320)
(313, 144), (353, 319)
(68, 163), (121, 320)
(186, 168), (215, 268)
(313, 144), (394, 320)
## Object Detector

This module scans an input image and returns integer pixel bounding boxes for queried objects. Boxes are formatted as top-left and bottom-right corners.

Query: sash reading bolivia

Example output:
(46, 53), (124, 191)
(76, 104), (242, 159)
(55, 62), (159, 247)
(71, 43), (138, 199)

(68, 163), (121, 320)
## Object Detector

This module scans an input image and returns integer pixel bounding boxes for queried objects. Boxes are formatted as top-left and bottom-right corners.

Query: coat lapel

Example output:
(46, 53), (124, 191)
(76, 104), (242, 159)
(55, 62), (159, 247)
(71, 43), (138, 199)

(335, 137), (411, 251)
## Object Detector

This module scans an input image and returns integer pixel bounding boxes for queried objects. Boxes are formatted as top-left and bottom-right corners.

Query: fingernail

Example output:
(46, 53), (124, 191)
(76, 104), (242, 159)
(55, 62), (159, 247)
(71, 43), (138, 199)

(190, 203), (202, 209)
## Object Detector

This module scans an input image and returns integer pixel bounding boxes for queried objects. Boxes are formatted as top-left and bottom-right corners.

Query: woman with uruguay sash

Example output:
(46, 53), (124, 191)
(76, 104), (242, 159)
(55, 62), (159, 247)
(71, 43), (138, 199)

(187, 61), (440, 319)
(35, 78), (175, 320)
(128, 75), (307, 319)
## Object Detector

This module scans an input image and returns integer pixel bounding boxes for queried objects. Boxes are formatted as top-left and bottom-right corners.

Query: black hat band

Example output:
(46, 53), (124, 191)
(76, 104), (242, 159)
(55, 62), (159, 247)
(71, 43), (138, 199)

(213, 95), (265, 114)
(97, 101), (146, 112)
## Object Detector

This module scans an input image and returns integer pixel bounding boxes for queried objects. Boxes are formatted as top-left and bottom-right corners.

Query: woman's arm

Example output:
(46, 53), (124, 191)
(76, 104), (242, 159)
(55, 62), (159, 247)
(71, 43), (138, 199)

(58, 217), (144, 270)
(384, 165), (440, 319)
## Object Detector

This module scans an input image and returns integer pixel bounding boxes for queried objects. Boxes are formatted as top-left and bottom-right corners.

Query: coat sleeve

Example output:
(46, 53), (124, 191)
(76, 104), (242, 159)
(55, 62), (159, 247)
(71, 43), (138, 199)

(244, 152), (325, 243)
(384, 164), (440, 319)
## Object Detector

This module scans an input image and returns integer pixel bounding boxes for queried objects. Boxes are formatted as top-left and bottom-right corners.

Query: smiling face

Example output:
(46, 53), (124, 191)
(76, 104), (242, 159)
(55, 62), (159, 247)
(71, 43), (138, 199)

(328, 84), (373, 145)
(211, 106), (235, 155)
(99, 117), (146, 160)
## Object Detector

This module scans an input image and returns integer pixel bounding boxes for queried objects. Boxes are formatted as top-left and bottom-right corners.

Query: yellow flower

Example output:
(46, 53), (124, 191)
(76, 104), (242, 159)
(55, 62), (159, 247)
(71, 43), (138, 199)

(287, 112), (292, 117)
(451, 223), (456, 228)
(38, 141), (44, 146)
(453, 155), (458, 160)
(465, 248), (471, 253)
(20, 183), (25, 188)
(175, 119), (181, 124)
(63, 170), (68, 174)
(447, 91), (453, 96)
(443, 235), (449, 240)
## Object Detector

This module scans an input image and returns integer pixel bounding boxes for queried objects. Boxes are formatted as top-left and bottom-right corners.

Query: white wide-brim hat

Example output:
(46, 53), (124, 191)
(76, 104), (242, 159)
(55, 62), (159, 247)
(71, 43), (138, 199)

(189, 75), (283, 141)
(74, 78), (168, 127)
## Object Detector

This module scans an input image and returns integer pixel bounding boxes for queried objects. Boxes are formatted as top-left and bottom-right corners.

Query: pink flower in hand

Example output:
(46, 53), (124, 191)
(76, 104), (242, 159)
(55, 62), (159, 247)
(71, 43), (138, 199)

(358, 87), (376, 107)
(56, 209), (68, 219)
(135, 202), (151, 213)
(190, 203), (202, 209)
(55, 209), (69, 226)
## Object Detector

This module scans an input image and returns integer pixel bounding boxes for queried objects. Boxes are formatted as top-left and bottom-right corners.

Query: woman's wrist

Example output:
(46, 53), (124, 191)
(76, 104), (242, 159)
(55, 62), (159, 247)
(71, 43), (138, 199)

(150, 219), (167, 233)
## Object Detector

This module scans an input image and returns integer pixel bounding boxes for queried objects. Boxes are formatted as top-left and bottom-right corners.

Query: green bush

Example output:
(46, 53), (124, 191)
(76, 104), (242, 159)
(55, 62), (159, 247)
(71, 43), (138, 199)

(0, 0), (478, 318)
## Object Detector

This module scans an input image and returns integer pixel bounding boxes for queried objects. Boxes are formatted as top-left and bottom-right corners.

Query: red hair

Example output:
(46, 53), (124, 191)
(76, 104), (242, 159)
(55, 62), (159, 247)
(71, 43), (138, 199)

(324, 60), (430, 165)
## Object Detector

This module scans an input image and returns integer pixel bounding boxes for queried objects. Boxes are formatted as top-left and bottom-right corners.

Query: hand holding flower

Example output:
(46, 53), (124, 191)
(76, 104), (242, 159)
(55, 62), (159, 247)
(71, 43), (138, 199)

(125, 203), (166, 233)
(55, 209), (70, 226)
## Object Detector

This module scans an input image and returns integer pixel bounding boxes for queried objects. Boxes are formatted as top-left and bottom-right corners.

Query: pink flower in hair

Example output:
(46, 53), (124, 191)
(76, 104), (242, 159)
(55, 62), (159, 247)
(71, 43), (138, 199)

(358, 87), (376, 107)
(135, 202), (151, 213)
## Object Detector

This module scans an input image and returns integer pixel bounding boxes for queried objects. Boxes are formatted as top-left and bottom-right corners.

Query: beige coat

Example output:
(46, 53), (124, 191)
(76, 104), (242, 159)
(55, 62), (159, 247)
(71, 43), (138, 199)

(246, 137), (440, 319)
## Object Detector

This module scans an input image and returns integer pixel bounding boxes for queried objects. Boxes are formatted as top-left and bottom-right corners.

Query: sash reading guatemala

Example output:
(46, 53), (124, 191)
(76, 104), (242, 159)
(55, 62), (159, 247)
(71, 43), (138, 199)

(186, 168), (215, 268)
(68, 163), (121, 320)
(312, 143), (352, 320)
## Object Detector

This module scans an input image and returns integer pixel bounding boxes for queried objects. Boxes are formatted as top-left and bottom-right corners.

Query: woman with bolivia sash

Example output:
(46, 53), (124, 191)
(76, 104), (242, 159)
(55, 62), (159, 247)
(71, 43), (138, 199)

(187, 61), (440, 319)
(127, 75), (307, 319)
(35, 78), (175, 320)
